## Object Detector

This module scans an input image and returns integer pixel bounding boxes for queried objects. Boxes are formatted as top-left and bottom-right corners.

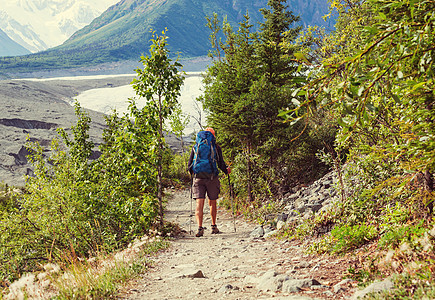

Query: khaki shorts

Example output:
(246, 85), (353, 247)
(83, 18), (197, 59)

(192, 176), (221, 200)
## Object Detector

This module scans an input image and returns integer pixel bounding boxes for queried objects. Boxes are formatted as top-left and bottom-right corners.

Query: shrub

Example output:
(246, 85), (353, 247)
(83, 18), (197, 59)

(328, 223), (378, 254)
(0, 103), (159, 285)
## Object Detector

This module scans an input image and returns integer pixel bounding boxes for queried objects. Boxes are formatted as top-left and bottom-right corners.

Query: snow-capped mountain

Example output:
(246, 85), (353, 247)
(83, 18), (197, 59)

(0, 0), (120, 53)
(0, 28), (31, 56)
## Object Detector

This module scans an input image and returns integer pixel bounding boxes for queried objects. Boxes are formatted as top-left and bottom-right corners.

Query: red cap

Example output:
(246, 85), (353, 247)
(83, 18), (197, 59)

(205, 127), (215, 137)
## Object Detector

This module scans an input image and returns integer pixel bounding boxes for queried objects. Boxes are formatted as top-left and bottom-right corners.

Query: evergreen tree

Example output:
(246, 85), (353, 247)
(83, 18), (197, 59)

(201, 1), (318, 201)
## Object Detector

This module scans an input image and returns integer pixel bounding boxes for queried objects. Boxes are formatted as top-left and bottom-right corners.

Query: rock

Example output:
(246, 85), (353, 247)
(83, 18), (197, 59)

(257, 270), (290, 292)
(351, 278), (394, 299)
(306, 203), (323, 213)
(243, 275), (260, 285)
(214, 269), (245, 279)
(277, 213), (288, 222)
(277, 220), (286, 230)
(263, 296), (320, 300)
(333, 278), (353, 293)
(264, 226), (275, 235)
(264, 229), (278, 238)
(294, 261), (310, 269)
(250, 226), (264, 238)
(282, 279), (321, 293)
(218, 284), (237, 293)
(172, 269), (205, 279)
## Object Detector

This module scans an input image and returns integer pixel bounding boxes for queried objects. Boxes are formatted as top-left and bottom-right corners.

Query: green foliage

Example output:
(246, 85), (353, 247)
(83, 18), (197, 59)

(277, 5), (435, 291)
(55, 238), (169, 299)
(0, 183), (19, 213)
(202, 1), (334, 202)
(0, 32), (188, 285)
(329, 223), (378, 254)
(379, 220), (427, 250)
(0, 102), (160, 285)
(168, 107), (189, 153)
(284, 0), (435, 195)
(131, 30), (185, 226)
(372, 271), (435, 299)
(164, 151), (191, 186)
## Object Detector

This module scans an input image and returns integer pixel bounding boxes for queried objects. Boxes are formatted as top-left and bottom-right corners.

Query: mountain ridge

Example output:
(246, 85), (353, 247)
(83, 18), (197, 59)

(0, 29), (31, 57)
(0, 0), (119, 55)
(0, 0), (334, 76)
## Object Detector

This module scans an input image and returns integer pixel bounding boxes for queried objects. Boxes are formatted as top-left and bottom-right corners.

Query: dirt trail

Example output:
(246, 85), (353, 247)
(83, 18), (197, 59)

(118, 189), (357, 300)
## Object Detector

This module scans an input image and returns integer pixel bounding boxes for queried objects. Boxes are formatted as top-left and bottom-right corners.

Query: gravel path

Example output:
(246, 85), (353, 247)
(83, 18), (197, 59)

(118, 189), (358, 300)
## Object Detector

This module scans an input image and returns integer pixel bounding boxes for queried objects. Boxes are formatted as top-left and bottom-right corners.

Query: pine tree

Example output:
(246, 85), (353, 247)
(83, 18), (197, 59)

(201, 1), (307, 200)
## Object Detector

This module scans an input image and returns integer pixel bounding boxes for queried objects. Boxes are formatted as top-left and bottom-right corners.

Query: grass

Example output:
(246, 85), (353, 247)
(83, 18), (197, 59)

(54, 237), (170, 299)
(2, 236), (170, 300)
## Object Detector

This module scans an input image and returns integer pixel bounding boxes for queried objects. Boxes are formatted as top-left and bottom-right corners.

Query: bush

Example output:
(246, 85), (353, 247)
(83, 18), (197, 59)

(379, 220), (427, 250)
(328, 223), (378, 254)
(0, 103), (159, 285)
(163, 151), (191, 186)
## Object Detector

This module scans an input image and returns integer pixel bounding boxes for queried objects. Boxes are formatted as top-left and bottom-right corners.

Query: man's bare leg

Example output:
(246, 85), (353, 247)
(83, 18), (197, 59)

(209, 199), (217, 225)
(209, 199), (220, 234)
(195, 198), (205, 236)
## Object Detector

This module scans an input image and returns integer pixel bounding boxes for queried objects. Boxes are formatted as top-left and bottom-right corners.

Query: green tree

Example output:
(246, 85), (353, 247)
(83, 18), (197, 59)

(201, 1), (323, 202)
(131, 30), (185, 226)
(282, 0), (434, 219)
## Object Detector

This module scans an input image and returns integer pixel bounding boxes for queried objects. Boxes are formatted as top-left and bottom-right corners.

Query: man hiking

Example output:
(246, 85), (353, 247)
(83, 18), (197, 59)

(188, 127), (231, 237)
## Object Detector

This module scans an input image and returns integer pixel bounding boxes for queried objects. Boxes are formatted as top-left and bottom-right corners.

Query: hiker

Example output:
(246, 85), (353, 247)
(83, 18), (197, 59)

(188, 127), (231, 237)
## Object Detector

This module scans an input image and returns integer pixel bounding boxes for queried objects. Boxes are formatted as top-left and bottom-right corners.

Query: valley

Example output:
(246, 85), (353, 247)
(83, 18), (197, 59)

(0, 72), (203, 186)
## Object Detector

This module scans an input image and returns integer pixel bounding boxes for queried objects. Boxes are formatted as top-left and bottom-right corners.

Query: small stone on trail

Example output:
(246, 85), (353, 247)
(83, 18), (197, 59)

(218, 283), (239, 293)
(172, 269), (205, 279)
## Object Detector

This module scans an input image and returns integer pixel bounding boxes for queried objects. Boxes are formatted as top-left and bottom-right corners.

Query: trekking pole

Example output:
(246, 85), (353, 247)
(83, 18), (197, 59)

(227, 174), (236, 232)
(189, 174), (193, 235)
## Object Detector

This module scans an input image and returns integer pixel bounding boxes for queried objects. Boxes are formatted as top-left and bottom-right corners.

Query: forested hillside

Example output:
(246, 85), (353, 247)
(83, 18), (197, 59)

(1, 0), (434, 298)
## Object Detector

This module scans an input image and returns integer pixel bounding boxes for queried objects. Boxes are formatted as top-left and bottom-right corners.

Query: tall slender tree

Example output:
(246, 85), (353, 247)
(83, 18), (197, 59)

(132, 30), (185, 226)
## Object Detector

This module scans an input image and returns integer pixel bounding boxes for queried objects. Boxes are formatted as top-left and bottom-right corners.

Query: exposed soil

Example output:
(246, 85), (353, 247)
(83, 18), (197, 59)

(117, 189), (361, 300)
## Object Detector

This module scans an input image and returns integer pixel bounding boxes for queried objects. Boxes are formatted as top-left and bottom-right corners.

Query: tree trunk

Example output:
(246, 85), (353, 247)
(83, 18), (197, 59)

(158, 95), (164, 227)
(423, 94), (434, 215)
(424, 170), (433, 215)
(180, 134), (185, 154)
(246, 143), (254, 202)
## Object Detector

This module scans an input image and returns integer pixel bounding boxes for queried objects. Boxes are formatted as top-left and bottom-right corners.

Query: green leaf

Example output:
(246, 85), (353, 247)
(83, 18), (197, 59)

(392, 94), (400, 103)
(291, 98), (301, 106)
(294, 52), (309, 63)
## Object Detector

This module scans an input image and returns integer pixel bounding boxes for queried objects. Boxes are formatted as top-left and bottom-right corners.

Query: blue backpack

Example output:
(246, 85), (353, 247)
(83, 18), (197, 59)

(192, 131), (218, 177)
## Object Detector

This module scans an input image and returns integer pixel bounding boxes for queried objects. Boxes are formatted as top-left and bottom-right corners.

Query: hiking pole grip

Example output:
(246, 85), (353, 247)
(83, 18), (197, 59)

(227, 174), (236, 232)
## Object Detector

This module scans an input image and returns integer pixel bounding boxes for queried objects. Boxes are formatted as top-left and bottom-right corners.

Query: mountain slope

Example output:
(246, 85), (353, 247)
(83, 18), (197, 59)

(58, 0), (268, 58)
(0, 29), (31, 57)
(0, 0), (333, 75)
(0, 0), (119, 53)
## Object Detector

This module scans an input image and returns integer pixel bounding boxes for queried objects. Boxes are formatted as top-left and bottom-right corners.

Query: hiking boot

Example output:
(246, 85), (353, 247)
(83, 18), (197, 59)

(195, 227), (204, 237)
(211, 225), (220, 234)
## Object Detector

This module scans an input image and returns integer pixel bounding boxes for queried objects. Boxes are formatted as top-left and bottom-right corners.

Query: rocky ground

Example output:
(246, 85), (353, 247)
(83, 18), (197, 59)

(0, 77), (129, 185)
(117, 188), (366, 300)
